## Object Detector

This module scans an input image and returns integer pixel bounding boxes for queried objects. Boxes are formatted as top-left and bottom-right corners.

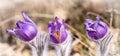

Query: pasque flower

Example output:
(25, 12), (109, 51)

(48, 17), (72, 56)
(85, 16), (113, 56)
(85, 16), (108, 40)
(48, 17), (67, 44)
(7, 11), (38, 41)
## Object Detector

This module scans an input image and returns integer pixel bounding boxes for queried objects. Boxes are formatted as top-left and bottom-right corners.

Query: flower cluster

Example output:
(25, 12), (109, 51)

(6, 11), (112, 56)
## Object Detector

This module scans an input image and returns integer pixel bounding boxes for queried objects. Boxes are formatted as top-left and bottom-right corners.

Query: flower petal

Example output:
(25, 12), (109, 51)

(96, 16), (100, 21)
(86, 28), (96, 32)
(23, 24), (37, 38)
(16, 20), (26, 29)
(87, 31), (100, 40)
(14, 29), (31, 41)
(85, 19), (94, 29)
(85, 19), (93, 24)
(98, 21), (108, 31)
(62, 19), (66, 29)
(55, 17), (61, 30)
(50, 34), (59, 43)
(21, 11), (33, 23)
(7, 29), (16, 35)
(96, 16), (108, 31)
(60, 25), (67, 43)
(48, 21), (55, 33)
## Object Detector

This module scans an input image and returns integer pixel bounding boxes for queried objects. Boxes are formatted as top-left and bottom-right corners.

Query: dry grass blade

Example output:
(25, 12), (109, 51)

(66, 24), (95, 55)
(87, 12), (109, 25)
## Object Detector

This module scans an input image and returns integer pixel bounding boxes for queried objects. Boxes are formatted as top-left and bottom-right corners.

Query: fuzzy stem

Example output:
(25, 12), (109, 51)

(43, 38), (49, 56)
(96, 43), (110, 56)
(27, 32), (49, 56)
(64, 36), (72, 56)
(96, 32), (112, 56)
(31, 46), (38, 56)
(55, 45), (62, 56)
(96, 44), (101, 56)
(54, 31), (72, 56)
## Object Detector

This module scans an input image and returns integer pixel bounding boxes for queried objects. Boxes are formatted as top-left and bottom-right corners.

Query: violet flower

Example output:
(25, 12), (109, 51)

(7, 11), (38, 41)
(48, 17), (67, 44)
(85, 16), (108, 40)
(85, 16), (113, 56)
(6, 11), (50, 56)
(48, 17), (72, 56)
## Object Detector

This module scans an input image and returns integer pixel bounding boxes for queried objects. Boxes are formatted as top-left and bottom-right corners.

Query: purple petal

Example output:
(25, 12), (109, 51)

(62, 19), (66, 29)
(15, 29), (32, 41)
(21, 11), (33, 23)
(16, 20), (37, 31)
(98, 21), (108, 31)
(86, 28), (96, 32)
(95, 20), (108, 37)
(60, 25), (67, 43)
(85, 19), (93, 25)
(86, 31), (95, 39)
(96, 16), (108, 30)
(55, 16), (62, 30)
(48, 21), (54, 27)
(87, 31), (100, 40)
(85, 19), (94, 29)
(7, 29), (16, 35)
(16, 20), (26, 29)
(48, 21), (55, 33)
(50, 34), (59, 43)
(96, 24), (107, 38)
(96, 16), (100, 21)
(22, 24), (37, 37)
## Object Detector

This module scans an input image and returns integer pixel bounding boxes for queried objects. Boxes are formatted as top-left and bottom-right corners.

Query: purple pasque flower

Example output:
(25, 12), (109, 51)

(7, 11), (38, 41)
(85, 16), (108, 40)
(48, 17), (67, 44)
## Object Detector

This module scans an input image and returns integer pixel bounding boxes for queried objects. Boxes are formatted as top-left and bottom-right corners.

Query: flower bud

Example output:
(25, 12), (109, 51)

(7, 11), (38, 41)
(48, 17), (67, 44)
(85, 16), (108, 40)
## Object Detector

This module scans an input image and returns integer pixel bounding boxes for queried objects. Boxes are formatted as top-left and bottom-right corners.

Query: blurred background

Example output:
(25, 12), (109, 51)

(0, 0), (120, 56)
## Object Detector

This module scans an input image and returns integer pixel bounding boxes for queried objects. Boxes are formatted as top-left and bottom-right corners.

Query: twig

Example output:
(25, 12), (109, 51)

(66, 24), (86, 40)
(29, 13), (54, 18)
(0, 13), (54, 27)
(87, 12), (109, 25)
(109, 9), (113, 28)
